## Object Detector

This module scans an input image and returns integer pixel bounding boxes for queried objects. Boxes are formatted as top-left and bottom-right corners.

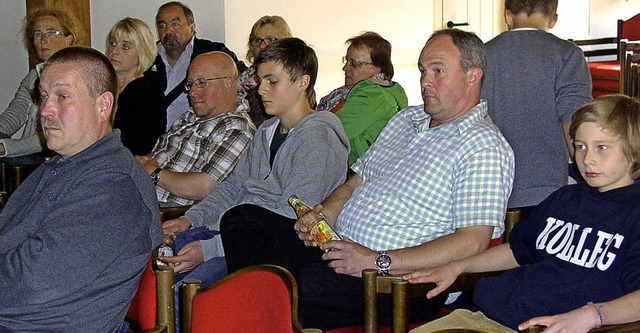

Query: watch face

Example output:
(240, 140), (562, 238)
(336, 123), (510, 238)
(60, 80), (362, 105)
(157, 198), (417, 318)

(376, 253), (391, 269)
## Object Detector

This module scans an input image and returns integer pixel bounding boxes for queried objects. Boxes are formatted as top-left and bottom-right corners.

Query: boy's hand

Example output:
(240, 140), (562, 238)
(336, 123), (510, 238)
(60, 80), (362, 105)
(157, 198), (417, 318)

(162, 216), (191, 236)
(320, 238), (376, 277)
(518, 305), (601, 333)
(402, 262), (464, 299)
(160, 240), (203, 274)
(294, 204), (325, 247)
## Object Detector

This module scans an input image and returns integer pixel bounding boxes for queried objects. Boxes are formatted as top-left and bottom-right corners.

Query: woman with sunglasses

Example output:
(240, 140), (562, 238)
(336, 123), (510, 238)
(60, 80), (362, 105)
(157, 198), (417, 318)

(317, 31), (407, 165)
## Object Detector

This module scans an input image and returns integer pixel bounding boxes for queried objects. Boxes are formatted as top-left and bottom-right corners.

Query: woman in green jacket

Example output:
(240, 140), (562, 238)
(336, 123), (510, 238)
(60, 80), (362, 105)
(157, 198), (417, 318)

(317, 31), (408, 165)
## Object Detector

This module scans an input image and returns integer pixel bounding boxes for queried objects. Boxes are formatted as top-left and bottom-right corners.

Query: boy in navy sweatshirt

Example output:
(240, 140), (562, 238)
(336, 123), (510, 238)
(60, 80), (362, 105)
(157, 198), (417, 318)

(405, 94), (640, 333)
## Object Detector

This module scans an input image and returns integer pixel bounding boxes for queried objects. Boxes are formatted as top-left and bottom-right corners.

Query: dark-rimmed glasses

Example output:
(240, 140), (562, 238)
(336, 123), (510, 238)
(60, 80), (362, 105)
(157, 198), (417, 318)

(184, 77), (228, 91)
(251, 37), (278, 47)
(342, 56), (373, 68)
(33, 30), (63, 41)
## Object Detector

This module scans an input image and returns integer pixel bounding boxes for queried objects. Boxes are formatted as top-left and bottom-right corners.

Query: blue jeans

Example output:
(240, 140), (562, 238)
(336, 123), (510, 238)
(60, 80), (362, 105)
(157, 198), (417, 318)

(172, 226), (228, 332)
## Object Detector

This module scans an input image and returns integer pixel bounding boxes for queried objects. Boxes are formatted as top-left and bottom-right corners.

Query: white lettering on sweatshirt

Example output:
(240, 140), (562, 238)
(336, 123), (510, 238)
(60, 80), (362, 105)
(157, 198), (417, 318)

(535, 217), (624, 271)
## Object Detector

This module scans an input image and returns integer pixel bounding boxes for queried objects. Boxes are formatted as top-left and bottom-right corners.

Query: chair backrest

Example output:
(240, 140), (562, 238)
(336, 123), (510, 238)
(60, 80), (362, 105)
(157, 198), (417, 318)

(159, 205), (192, 222)
(181, 265), (302, 333)
(127, 246), (175, 333)
(620, 13), (640, 42)
(570, 37), (620, 60)
(619, 40), (640, 95)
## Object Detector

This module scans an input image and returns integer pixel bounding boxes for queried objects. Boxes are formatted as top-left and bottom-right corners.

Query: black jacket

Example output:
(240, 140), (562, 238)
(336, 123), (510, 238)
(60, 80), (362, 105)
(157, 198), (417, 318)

(145, 37), (247, 105)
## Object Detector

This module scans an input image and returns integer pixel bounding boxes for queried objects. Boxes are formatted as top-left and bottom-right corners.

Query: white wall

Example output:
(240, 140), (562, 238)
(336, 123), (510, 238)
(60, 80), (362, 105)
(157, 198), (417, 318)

(224, 0), (435, 105)
(589, 0), (640, 37)
(0, 2), (28, 117)
(89, 0), (225, 53)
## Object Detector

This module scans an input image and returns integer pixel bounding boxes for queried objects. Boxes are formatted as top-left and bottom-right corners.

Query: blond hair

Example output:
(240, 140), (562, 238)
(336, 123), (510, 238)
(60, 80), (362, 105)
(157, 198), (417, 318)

(106, 17), (158, 77)
(570, 94), (640, 179)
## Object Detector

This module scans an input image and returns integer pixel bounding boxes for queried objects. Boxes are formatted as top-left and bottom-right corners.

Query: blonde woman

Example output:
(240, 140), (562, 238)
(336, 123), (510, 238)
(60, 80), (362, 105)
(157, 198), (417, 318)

(238, 15), (292, 127)
(107, 17), (166, 155)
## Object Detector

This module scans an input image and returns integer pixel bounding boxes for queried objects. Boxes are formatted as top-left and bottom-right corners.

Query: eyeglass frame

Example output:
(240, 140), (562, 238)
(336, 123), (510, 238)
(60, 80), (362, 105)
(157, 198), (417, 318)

(184, 77), (228, 91)
(33, 30), (64, 41)
(250, 36), (278, 47)
(342, 56), (373, 68)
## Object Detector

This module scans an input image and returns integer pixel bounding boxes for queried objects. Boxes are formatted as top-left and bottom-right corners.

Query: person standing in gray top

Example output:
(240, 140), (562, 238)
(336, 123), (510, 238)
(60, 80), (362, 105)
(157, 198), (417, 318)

(481, 0), (592, 212)
(0, 47), (163, 332)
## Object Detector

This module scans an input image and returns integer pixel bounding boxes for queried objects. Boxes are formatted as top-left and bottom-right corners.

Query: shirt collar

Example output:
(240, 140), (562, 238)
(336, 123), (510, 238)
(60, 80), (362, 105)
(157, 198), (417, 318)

(411, 100), (488, 134)
(157, 36), (195, 67)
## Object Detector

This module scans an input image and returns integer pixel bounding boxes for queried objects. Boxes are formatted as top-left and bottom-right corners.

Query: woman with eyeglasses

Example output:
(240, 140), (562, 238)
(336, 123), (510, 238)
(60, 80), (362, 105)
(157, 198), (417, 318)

(238, 15), (293, 127)
(107, 17), (167, 156)
(0, 9), (81, 165)
(317, 31), (408, 165)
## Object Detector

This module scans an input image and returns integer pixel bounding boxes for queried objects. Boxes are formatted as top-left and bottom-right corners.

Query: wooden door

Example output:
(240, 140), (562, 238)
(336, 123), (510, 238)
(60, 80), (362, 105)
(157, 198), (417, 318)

(434, 0), (506, 42)
(25, 0), (91, 69)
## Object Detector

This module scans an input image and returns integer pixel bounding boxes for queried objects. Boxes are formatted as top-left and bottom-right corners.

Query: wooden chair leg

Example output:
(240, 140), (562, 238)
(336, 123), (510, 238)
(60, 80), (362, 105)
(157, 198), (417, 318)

(156, 268), (175, 333)
(363, 269), (379, 333)
(391, 278), (409, 333)
(180, 280), (202, 333)
(504, 209), (521, 243)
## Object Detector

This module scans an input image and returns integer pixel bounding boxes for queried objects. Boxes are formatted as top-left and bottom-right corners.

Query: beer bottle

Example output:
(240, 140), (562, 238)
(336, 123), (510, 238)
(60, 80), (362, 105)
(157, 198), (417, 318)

(288, 195), (341, 250)
(156, 234), (174, 268)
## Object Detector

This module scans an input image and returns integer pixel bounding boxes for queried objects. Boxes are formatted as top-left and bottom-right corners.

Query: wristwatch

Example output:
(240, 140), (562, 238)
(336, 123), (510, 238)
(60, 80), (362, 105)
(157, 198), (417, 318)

(375, 251), (392, 275)
(150, 167), (163, 185)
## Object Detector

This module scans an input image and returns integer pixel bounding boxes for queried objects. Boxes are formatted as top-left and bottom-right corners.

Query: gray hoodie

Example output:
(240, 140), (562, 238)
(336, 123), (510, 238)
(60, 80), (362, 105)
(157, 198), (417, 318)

(184, 110), (350, 260)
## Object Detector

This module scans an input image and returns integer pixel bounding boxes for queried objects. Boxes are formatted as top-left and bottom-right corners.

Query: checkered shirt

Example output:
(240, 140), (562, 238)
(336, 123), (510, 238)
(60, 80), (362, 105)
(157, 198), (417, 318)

(152, 105), (255, 206)
(335, 101), (514, 251)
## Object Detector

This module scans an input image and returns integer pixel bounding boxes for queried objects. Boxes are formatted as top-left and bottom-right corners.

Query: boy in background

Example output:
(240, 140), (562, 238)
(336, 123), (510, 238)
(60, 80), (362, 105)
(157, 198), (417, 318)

(405, 94), (640, 333)
(481, 0), (593, 215)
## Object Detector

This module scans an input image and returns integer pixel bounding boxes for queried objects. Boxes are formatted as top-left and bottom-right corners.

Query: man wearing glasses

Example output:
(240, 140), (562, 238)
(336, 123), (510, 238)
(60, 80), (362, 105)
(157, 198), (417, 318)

(136, 51), (255, 207)
(148, 1), (246, 129)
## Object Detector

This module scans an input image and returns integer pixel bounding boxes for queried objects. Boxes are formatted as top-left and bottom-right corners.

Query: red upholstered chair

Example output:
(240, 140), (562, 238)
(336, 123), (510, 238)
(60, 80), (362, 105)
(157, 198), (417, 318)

(571, 13), (640, 98)
(180, 264), (302, 333)
(126, 247), (175, 333)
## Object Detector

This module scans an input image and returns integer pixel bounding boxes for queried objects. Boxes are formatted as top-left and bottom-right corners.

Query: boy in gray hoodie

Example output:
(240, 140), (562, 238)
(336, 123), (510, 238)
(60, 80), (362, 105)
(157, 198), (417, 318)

(161, 38), (349, 289)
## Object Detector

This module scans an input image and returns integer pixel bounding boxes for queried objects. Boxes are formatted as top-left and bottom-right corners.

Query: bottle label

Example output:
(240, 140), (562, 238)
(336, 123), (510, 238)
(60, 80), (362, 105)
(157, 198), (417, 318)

(158, 245), (174, 258)
(156, 245), (174, 268)
(310, 220), (341, 245)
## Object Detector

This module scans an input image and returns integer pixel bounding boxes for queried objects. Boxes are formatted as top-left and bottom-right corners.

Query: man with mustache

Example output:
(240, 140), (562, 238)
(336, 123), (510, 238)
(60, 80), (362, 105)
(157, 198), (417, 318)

(292, 29), (515, 330)
(0, 46), (163, 332)
(148, 1), (246, 130)
(136, 51), (254, 207)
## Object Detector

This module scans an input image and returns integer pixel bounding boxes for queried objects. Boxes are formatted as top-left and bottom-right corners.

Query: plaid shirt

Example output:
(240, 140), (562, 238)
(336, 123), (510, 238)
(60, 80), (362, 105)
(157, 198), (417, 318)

(335, 101), (514, 251)
(152, 105), (255, 206)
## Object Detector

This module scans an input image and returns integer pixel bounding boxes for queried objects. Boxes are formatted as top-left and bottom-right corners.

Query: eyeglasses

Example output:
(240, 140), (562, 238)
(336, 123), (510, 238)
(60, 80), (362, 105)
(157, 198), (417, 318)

(342, 56), (373, 68)
(184, 77), (228, 91)
(251, 36), (278, 47)
(33, 30), (64, 41)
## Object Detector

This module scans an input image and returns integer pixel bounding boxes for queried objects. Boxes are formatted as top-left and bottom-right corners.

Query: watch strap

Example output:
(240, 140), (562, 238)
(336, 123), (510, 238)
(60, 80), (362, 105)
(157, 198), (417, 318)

(151, 167), (163, 185)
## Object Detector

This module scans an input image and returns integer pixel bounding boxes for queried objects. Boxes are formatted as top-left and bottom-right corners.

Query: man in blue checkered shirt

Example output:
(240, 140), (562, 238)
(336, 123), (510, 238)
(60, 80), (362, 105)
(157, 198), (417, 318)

(294, 29), (515, 330)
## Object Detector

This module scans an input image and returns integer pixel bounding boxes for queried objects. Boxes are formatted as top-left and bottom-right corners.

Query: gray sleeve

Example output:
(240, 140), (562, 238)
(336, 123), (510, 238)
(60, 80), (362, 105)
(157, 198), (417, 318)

(1, 134), (45, 157)
(0, 70), (38, 136)
(183, 146), (250, 229)
(556, 46), (593, 124)
(200, 236), (225, 262)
